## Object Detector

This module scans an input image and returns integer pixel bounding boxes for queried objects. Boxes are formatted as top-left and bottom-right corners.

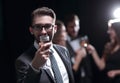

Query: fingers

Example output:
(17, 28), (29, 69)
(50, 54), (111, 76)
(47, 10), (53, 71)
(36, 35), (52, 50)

(39, 42), (51, 51)
(107, 71), (115, 78)
(41, 51), (50, 61)
(36, 48), (50, 58)
(36, 42), (51, 59)
(32, 42), (52, 69)
(40, 49), (50, 54)
(38, 42), (51, 56)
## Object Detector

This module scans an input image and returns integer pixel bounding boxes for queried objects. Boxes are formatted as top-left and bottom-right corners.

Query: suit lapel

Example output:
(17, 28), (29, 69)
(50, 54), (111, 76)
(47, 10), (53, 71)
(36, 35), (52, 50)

(45, 68), (55, 82)
(53, 45), (74, 82)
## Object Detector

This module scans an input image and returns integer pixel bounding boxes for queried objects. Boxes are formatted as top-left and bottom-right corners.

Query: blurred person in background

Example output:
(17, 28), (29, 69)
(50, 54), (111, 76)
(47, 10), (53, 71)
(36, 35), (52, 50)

(64, 14), (93, 83)
(53, 20), (67, 47)
(87, 18), (120, 83)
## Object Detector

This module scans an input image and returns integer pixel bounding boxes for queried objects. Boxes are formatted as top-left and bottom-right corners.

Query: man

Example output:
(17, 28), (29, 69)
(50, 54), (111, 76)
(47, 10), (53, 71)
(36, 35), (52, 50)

(64, 14), (93, 83)
(15, 7), (74, 83)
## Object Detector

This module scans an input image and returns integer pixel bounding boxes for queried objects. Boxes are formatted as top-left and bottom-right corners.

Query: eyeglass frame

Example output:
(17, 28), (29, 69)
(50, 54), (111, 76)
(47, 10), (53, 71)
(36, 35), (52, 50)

(32, 23), (55, 31)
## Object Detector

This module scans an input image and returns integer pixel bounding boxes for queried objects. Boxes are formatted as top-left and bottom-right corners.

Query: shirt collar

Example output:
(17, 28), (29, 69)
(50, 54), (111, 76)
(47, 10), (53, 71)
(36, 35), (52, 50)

(67, 35), (72, 42)
(34, 40), (39, 49)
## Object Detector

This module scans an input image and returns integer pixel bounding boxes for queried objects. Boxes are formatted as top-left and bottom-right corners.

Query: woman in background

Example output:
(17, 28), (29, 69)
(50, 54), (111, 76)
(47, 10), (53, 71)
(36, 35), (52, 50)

(53, 20), (67, 46)
(87, 19), (120, 83)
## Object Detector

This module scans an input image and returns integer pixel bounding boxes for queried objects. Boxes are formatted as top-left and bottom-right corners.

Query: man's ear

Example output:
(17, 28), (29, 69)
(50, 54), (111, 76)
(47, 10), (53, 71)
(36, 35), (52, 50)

(29, 27), (34, 35)
(54, 25), (57, 33)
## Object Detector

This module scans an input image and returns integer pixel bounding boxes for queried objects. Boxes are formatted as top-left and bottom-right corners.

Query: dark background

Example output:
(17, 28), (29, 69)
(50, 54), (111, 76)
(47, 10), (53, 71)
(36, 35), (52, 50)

(0, 0), (120, 82)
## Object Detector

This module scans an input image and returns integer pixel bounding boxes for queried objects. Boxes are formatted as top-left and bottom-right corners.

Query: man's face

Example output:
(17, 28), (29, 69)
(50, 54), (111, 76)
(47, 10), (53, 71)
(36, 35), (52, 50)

(66, 19), (80, 38)
(30, 16), (57, 43)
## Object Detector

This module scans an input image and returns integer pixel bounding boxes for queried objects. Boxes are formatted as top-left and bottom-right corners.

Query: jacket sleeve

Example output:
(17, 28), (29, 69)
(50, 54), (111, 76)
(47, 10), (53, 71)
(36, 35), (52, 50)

(15, 57), (40, 83)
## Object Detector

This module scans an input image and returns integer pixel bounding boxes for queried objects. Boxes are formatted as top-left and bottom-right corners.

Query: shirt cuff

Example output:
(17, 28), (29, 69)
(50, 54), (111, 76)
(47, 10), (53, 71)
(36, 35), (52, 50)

(30, 63), (40, 73)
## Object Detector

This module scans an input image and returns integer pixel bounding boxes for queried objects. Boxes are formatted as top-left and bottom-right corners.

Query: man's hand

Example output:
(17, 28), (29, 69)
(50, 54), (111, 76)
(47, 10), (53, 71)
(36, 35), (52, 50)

(31, 42), (52, 70)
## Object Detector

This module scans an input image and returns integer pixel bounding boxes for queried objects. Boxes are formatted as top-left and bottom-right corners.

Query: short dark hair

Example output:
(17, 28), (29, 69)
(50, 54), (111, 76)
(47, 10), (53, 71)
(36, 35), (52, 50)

(64, 14), (79, 27)
(31, 7), (56, 25)
(55, 20), (65, 33)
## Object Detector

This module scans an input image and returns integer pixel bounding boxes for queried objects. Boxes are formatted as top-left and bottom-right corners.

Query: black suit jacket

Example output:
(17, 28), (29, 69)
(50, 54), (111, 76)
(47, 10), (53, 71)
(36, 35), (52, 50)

(15, 44), (75, 83)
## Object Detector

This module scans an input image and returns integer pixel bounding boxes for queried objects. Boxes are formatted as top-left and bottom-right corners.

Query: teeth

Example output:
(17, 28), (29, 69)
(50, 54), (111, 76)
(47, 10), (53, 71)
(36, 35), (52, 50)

(40, 35), (50, 42)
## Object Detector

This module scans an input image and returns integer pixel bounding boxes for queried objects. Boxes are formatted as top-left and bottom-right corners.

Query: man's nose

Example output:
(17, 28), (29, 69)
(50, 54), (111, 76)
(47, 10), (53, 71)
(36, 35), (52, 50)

(41, 28), (47, 34)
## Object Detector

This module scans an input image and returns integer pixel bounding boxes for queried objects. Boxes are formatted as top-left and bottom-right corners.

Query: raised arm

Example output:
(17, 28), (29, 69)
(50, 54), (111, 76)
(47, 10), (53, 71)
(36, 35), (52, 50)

(87, 44), (105, 70)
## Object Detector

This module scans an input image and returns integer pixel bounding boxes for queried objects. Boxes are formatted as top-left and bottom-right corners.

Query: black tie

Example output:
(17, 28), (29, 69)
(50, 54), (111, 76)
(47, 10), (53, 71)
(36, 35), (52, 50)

(50, 50), (63, 83)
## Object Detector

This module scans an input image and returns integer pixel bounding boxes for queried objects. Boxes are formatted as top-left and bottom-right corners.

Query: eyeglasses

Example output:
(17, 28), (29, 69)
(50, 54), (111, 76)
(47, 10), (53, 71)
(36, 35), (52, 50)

(32, 24), (54, 31)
